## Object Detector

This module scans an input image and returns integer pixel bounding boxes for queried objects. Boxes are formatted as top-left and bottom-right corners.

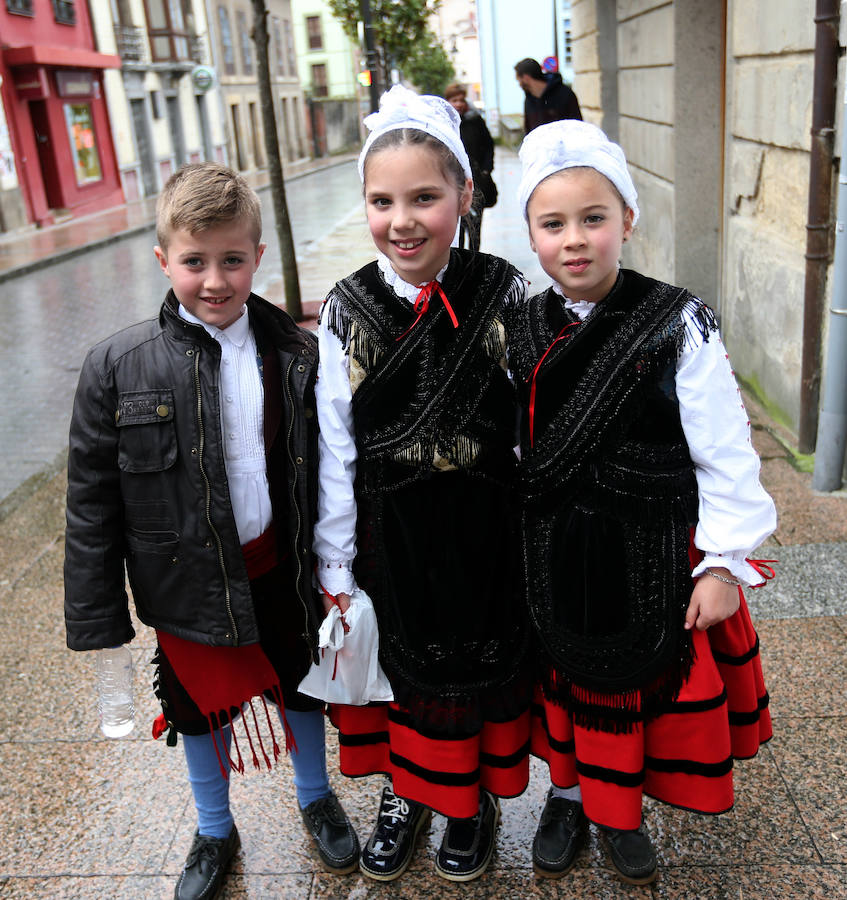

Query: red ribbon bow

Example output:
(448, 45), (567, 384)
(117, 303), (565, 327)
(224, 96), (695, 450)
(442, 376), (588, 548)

(396, 280), (459, 341)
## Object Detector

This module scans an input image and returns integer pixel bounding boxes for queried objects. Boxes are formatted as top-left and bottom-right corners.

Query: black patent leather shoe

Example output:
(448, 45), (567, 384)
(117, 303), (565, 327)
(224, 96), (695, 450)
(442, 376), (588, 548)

(174, 825), (239, 900)
(532, 790), (587, 878)
(602, 825), (658, 884)
(359, 785), (431, 881)
(300, 791), (360, 874)
(434, 790), (501, 882)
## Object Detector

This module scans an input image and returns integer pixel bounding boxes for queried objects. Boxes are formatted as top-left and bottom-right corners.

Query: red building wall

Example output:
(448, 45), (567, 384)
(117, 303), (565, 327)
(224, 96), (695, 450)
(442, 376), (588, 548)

(0, 0), (124, 226)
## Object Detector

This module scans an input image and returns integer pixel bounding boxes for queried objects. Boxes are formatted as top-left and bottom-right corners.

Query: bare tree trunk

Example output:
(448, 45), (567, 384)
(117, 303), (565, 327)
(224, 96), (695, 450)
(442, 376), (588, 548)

(250, 0), (303, 321)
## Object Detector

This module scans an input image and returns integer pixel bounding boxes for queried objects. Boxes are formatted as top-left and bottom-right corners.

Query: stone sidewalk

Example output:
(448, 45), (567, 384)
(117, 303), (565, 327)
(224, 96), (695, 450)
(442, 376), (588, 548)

(1, 150), (846, 898)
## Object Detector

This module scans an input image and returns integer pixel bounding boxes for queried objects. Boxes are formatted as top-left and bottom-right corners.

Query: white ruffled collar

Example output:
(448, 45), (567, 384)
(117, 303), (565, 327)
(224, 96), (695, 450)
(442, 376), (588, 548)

(551, 283), (596, 320)
(377, 253), (449, 303)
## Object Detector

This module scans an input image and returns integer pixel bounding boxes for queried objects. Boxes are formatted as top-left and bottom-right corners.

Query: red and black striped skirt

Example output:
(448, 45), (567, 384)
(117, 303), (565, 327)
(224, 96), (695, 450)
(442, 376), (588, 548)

(531, 592), (771, 830)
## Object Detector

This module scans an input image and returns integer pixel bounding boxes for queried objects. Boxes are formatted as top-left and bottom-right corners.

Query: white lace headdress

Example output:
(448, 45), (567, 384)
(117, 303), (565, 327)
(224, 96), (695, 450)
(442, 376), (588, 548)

(357, 84), (473, 183)
(517, 120), (639, 224)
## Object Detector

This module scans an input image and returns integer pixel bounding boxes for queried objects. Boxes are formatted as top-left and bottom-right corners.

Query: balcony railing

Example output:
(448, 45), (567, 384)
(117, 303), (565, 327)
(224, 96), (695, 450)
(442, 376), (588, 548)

(114, 25), (146, 62)
(6, 0), (33, 17)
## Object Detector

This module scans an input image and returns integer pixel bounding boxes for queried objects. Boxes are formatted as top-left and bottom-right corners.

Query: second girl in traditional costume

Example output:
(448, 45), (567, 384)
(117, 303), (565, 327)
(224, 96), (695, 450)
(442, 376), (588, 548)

(505, 120), (777, 885)
(313, 85), (532, 883)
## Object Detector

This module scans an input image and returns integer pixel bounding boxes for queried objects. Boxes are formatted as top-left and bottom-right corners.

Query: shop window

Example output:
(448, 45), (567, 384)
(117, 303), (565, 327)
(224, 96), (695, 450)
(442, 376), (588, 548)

(218, 6), (236, 75)
(311, 63), (327, 98)
(64, 103), (103, 185)
(237, 10), (253, 75)
(6, 0), (34, 16)
(52, 0), (76, 24)
(306, 15), (323, 50)
(143, 0), (190, 62)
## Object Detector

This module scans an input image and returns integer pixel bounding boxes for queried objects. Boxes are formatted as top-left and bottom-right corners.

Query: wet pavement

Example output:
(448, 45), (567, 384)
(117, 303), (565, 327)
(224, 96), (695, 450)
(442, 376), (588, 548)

(1, 150), (846, 898)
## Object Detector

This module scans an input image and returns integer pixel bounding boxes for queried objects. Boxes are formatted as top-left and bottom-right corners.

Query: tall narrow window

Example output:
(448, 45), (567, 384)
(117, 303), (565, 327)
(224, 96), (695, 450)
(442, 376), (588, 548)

(6, 0), (34, 16)
(283, 19), (297, 77)
(218, 6), (235, 75)
(311, 63), (328, 98)
(64, 103), (103, 185)
(237, 10), (253, 75)
(272, 17), (285, 76)
(306, 15), (323, 50)
(52, 0), (76, 25)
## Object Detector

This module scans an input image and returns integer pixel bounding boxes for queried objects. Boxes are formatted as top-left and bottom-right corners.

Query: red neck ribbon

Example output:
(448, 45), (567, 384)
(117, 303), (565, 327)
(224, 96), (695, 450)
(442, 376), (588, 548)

(527, 322), (580, 447)
(396, 280), (459, 341)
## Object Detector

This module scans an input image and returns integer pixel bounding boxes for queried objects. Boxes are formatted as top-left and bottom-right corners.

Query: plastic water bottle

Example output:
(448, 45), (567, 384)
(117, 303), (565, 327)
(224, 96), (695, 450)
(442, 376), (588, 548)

(95, 646), (135, 738)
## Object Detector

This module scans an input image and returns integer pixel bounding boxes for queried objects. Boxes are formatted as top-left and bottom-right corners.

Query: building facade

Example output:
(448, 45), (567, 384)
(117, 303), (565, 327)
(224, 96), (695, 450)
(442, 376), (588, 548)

(430, 0), (483, 105)
(0, 0), (124, 228)
(290, 0), (362, 156)
(211, 0), (307, 170)
(570, 0), (835, 445)
(89, 0), (228, 202)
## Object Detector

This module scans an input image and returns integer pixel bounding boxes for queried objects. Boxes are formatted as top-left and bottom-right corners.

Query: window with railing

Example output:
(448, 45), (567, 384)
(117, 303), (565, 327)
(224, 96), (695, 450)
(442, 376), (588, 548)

(6, 0), (34, 16)
(218, 6), (236, 75)
(52, 0), (75, 24)
(114, 25), (146, 60)
(237, 10), (253, 75)
(306, 15), (323, 50)
(143, 0), (191, 62)
(311, 63), (327, 98)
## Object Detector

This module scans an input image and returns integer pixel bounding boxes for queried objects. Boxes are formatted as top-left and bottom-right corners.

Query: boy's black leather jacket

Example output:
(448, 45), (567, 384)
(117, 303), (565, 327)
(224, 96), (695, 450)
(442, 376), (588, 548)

(64, 291), (322, 658)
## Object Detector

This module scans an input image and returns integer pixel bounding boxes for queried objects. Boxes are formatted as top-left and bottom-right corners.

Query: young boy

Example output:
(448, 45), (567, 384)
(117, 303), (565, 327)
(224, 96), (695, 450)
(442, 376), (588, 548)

(64, 163), (359, 900)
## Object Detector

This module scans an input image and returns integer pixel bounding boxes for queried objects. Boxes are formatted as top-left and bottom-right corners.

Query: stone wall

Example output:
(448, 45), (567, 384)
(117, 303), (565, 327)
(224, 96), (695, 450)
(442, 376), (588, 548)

(570, 0), (828, 434)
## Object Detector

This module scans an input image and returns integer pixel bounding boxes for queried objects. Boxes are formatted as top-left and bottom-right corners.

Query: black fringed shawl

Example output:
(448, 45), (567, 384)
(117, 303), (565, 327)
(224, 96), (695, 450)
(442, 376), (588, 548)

(506, 269), (718, 732)
(322, 249), (531, 731)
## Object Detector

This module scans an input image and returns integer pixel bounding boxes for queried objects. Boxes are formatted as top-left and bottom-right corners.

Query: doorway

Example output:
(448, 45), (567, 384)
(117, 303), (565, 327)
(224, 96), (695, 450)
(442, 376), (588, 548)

(29, 100), (64, 210)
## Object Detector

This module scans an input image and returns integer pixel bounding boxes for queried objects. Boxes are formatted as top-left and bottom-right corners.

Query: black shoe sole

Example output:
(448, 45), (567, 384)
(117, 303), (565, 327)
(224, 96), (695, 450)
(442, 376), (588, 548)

(434, 801), (501, 883)
(359, 808), (432, 882)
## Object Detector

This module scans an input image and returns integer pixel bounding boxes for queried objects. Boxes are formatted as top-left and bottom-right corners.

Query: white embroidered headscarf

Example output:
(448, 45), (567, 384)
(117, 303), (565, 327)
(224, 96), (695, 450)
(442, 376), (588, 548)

(357, 84), (473, 184)
(517, 120), (639, 224)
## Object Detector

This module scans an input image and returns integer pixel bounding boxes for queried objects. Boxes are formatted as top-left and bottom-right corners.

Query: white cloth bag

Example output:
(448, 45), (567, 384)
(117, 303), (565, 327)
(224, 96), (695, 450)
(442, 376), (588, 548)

(298, 588), (394, 705)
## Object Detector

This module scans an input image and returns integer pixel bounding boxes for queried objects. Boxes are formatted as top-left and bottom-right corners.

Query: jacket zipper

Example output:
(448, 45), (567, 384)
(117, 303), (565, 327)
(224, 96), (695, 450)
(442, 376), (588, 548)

(283, 354), (310, 645)
(193, 347), (238, 644)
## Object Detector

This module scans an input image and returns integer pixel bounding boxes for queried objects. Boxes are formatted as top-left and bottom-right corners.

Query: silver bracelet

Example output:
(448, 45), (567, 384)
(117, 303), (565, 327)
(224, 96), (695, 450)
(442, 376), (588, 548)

(705, 568), (741, 586)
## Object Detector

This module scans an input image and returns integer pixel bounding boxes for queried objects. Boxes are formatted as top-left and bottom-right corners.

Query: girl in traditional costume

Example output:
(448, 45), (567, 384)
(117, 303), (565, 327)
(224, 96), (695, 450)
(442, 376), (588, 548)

(505, 120), (777, 885)
(313, 85), (532, 883)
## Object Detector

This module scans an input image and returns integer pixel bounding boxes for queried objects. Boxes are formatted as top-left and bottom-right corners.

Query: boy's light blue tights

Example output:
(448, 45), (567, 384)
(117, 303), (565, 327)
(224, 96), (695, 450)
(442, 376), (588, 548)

(182, 707), (330, 839)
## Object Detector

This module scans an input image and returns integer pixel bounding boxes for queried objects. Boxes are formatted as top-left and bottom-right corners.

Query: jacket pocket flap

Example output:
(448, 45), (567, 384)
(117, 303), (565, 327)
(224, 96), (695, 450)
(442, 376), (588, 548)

(116, 390), (175, 426)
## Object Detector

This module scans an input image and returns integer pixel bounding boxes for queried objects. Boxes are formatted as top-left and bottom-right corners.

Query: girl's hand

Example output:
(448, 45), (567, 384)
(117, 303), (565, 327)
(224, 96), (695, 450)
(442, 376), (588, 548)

(322, 590), (351, 616)
(684, 569), (740, 631)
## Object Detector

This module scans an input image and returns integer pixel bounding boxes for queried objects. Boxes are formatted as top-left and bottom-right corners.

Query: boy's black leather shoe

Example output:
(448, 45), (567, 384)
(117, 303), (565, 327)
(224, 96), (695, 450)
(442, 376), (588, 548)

(174, 825), (239, 900)
(434, 790), (500, 882)
(359, 785), (431, 881)
(300, 791), (360, 874)
(602, 826), (658, 885)
(532, 790), (587, 878)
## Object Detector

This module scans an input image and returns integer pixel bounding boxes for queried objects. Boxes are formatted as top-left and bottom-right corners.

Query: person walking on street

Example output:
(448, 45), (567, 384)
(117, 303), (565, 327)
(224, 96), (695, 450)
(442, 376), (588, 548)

(514, 57), (582, 133)
(444, 82), (496, 250)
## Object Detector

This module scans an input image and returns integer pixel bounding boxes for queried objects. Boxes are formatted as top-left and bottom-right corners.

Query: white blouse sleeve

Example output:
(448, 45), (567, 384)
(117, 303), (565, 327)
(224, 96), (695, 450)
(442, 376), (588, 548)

(675, 304), (777, 586)
(313, 307), (358, 596)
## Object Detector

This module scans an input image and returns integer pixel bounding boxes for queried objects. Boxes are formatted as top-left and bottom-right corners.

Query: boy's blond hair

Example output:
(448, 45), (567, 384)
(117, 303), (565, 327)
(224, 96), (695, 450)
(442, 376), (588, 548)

(156, 162), (262, 250)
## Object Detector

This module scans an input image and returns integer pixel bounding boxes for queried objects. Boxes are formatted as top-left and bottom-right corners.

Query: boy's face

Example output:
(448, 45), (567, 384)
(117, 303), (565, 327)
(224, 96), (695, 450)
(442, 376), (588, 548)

(154, 221), (265, 330)
(527, 168), (633, 304)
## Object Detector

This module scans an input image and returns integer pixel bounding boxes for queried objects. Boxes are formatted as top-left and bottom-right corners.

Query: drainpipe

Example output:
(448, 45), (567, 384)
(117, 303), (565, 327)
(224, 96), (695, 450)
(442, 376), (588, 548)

(798, 0), (840, 453)
(813, 73), (847, 491)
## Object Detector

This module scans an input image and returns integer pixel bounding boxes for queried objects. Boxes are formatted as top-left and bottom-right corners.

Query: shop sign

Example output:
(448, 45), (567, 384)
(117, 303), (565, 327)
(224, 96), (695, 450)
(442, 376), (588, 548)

(191, 65), (215, 93)
(56, 70), (95, 98)
(12, 67), (49, 100)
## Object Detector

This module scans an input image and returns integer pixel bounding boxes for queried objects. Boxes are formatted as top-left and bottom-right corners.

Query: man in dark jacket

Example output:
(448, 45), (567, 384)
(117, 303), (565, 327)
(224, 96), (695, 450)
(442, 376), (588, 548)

(444, 82), (496, 250)
(514, 57), (582, 133)
(64, 162), (359, 900)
